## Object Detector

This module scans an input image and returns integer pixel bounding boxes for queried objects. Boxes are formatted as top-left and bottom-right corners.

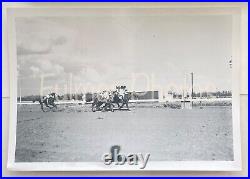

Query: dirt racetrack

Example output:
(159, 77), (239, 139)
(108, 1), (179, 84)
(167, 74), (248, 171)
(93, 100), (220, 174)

(15, 103), (233, 162)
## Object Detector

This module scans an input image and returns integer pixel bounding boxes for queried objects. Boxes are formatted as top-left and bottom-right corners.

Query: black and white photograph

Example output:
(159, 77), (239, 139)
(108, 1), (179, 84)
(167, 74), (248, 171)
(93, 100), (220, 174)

(6, 5), (245, 171)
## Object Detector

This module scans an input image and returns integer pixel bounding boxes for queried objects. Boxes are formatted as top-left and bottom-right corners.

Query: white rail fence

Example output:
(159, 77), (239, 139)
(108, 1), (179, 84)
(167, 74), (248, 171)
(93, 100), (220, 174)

(17, 98), (232, 105)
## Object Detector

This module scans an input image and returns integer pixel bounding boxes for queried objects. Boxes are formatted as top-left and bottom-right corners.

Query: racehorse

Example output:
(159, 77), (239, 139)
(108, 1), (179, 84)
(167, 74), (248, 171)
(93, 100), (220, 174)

(111, 91), (130, 110)
(33, 93), (57, 112)
(92, 92), (114, 112)
(91, 90), (131, 112)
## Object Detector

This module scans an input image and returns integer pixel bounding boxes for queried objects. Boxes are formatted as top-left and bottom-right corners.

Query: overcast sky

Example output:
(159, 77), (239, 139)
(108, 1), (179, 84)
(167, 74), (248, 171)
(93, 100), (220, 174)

(16, 14), (232, 96)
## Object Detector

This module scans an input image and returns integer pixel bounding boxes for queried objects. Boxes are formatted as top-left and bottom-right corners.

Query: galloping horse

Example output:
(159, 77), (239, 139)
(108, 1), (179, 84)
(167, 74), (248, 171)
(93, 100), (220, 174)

(111, 91), (130, 110)
(33, 93), (57, 112)
(92, 91), (114, 112)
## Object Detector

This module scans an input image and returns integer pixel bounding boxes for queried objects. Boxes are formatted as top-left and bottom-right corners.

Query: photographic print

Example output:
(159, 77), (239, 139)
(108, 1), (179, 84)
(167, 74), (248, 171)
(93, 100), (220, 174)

(7, 5), (242, 171)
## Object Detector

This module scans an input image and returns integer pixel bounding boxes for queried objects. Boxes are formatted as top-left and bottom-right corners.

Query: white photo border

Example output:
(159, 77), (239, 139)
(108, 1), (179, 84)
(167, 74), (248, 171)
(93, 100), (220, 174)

(6, 3), (244, 171)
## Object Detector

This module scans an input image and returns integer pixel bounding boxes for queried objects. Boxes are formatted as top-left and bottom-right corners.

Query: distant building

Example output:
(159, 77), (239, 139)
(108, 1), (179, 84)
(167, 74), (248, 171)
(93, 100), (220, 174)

(131, 91), (159, 100)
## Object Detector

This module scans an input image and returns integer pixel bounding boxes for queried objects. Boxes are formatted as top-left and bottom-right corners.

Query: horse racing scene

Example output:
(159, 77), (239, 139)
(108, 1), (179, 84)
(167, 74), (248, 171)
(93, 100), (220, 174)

(14, 12), (234, 166)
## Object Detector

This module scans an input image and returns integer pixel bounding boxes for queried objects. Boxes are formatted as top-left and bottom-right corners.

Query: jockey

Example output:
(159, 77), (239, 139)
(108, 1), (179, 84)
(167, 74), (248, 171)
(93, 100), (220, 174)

(124, 89), (128, 95)
(117, 86), (126, 99)
(103, 90), (109, 101)
(99, 91), (108, 103)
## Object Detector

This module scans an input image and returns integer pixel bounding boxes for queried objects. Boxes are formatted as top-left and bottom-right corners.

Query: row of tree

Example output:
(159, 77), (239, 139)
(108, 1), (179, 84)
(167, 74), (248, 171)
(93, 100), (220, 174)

(18, 90), (232, 102)
(171, 90), (232, 99)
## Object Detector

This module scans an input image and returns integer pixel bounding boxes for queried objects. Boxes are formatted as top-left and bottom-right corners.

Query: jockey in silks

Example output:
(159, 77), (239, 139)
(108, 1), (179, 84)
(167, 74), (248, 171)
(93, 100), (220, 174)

(102, 91), (109, 102)
(118, 87), (126, 100)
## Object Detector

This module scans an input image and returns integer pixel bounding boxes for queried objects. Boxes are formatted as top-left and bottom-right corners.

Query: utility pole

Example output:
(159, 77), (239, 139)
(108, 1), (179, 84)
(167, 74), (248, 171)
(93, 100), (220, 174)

(191, 72), (194, 99)
(19, 87), (22, 103)
(229, 56), (232, 68)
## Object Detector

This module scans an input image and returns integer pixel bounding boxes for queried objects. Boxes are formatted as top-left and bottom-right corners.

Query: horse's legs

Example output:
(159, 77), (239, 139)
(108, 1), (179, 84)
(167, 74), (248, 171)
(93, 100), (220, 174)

(48, 103), (57, 109)
(41, 104), (44, 111)
(120, 101), (124, 108)
(98, 101), (103, 109)
(46, 104), (53, 109)
(102, 103), (107, 112)
(39, 101), (45, 112)
(51, 103), (57, 112)
(125, 101), (129, 109)
(92, 102), (97, 112)
(104, 102), (110, 111)
(43, 99), (49, 107)
(51, 103), (57, 109)
(45, 102), (49, 108)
